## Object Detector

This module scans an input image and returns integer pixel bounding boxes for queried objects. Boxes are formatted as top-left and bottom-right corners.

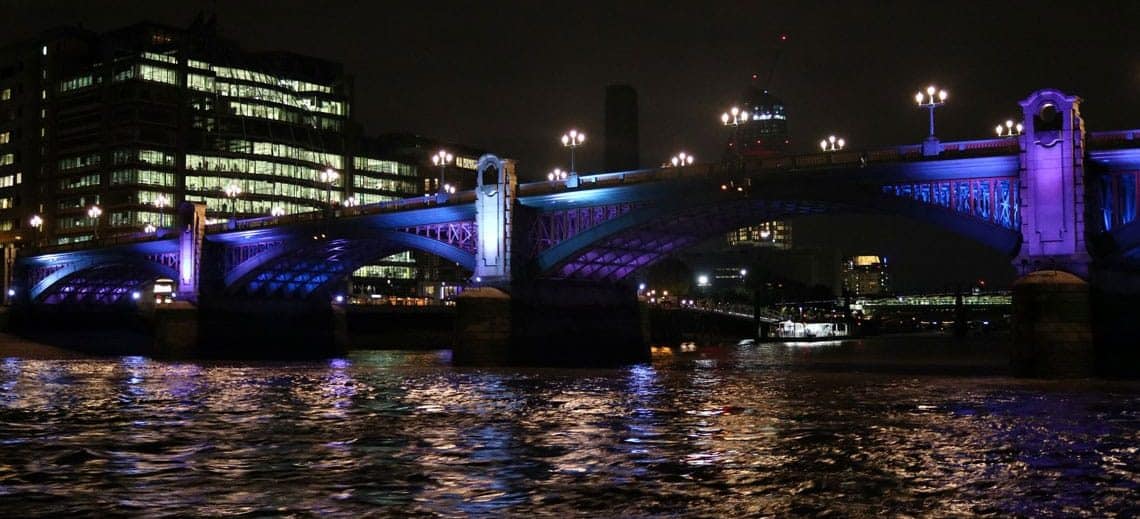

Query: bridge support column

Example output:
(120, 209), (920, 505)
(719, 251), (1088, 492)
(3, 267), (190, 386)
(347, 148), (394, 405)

(177, 202), (207, 303)
(1014, 89), (1091, 278)
(453, 287), (512, 365)
(1011, 270), (1093, 377)
(511, 280), (647, 366)
(453, 280), (649, 366)
(194, 300), (347, 358)
(152, 304), (199, 357)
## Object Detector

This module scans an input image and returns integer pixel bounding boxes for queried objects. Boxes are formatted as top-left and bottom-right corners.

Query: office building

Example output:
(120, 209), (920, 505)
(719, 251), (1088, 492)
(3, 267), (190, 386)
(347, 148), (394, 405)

(842, 255), (891, 296)
(0, 18), (488, 301)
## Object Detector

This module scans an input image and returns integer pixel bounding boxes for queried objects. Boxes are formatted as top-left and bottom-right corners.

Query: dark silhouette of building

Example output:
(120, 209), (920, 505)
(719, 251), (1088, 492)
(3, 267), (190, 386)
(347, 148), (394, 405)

(604, 84), (638, 172)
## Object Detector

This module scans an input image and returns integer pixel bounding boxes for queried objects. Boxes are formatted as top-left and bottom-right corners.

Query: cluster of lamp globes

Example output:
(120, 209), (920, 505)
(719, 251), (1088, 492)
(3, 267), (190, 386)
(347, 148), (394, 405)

(996, 119), (1024, 137)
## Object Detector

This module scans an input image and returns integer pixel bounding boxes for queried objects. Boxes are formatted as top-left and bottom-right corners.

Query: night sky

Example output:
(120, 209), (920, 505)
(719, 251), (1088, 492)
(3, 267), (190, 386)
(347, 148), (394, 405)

(4, 1), (1140, 290)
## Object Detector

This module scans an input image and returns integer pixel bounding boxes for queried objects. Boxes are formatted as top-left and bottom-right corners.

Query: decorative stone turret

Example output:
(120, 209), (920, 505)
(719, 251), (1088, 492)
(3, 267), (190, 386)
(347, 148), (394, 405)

(1015, 89), (1090, 277)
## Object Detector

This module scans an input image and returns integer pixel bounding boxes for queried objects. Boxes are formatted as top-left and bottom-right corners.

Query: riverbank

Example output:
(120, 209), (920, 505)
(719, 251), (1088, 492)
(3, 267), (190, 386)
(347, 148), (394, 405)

(0, 332), (94, 360)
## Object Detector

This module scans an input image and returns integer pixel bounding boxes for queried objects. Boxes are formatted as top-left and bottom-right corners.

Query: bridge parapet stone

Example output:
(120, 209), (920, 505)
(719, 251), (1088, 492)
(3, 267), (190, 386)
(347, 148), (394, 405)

(1016, 89), (1091, 278)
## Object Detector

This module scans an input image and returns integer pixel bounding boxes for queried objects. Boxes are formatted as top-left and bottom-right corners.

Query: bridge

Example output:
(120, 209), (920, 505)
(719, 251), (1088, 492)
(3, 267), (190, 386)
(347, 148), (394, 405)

(8, 89), (1140, 372)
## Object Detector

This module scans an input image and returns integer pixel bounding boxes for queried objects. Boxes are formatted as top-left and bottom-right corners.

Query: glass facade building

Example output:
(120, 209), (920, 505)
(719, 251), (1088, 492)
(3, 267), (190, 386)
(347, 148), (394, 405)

(0, 20), (467, 300)
(0, 20), (423, 246)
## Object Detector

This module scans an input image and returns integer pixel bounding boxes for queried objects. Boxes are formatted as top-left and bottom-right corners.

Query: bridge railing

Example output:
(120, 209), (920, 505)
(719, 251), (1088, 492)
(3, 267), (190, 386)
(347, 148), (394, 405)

(28, 229), (176, 255)
(206, 191), (479, 234)
(1088, 129), (1140, 148)
(532, 137), (1024, 194)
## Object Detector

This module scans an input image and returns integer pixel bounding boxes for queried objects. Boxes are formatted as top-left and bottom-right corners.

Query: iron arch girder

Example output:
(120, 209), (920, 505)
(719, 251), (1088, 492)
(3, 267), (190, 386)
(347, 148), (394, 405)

(33, 257), (179, 304)
(534, 190), (1021, 280)
(1100, 220), (1140, 264)
(224, 230), (475, 299)
(206, 204), (478, 245)
(222, 237), (312, 288)
(869, 195), (1022, 256)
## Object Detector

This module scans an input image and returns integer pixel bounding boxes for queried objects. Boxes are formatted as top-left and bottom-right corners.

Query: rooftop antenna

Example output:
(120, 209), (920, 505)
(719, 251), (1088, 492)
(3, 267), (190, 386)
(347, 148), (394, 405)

(760, 34), (788, 91)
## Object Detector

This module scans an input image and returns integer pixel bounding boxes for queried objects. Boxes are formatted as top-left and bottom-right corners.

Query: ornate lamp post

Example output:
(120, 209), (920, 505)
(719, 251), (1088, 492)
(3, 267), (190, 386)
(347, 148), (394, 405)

(153, 193), (170, 229)
(270, 206), (286, 217)
(431, 150), (453, 196)
(87, 205), (102, 239)
(547, 168), (567, 181)
(721, 106), (750, 169)
(560, 130), (585, 174)
(995, 119), (1024, 137)
(223, 183), (241, 222)
(29, 214), (43, 246)
(144, 223), (157, 234)
(670, 152), (694, 167)
(820, 135), (846, 152)
(915, 85), (947, 156)
(319, 167), (339, 207)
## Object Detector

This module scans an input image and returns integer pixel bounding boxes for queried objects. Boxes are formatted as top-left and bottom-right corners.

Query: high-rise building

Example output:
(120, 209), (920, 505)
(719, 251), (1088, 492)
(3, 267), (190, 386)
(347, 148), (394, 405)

(0, 19), (497, 302)
(0, 19), (425, 247)
(842, 255), (891, 297)
(604, 84), (638, 172)
(725, 79), (789, 159)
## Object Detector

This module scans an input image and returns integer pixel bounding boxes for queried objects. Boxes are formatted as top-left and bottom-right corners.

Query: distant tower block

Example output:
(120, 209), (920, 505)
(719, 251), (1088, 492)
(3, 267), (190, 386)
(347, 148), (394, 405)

(739, 83), (789, 157)
(605, 84), (639, 172)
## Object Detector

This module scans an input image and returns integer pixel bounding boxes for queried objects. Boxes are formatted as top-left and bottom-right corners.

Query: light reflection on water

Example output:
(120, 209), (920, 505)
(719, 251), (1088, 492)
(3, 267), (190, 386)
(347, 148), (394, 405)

(0, 338), (1138, 517)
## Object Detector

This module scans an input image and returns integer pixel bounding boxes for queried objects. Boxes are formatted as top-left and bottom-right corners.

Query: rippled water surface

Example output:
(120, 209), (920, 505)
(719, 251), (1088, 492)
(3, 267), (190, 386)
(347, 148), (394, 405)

(2, 337), (1138, 517)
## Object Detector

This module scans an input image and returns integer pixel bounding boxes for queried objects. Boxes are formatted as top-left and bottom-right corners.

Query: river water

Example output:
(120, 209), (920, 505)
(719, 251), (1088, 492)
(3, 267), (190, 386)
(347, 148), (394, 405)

(1, 335), (1138, 517)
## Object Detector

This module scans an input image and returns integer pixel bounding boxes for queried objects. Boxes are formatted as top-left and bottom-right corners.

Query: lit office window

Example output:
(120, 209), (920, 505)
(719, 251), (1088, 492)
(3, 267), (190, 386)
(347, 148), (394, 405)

(110, 169), (175, 186)
(59, 154), (105, 170)
(0, 132), (8, 144)
(141, 52), (177, 64)
(0, 174), (20, 187)
(139, 64), (178, 85)
(187, 73), (214, 92)
(113, 149), (174, 167)
(58, 74), (95, 93)
(58, 174), (101, 191)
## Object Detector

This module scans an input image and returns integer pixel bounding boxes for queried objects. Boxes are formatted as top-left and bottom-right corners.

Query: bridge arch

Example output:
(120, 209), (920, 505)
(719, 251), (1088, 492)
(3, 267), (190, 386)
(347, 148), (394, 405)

(30, 254), (179, 304)
(221, 229), (475, 299)
(531, 188), (1021, 282)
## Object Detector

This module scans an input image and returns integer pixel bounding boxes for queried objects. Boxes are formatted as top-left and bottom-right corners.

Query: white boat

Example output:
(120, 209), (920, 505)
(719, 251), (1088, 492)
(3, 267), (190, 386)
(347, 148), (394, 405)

(773, 320), (849, 339)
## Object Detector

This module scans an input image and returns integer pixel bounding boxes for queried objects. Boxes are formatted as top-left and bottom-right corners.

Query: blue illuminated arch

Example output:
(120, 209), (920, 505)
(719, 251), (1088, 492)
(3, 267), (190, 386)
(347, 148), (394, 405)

(31, 254), (179, 303)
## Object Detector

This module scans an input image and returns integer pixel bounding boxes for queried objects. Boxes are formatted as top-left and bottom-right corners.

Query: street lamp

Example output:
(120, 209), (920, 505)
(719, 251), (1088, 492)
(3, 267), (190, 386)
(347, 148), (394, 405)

(721, 106), (750, 170)
(431, 150), (453, 196)
(914, 85), (948, 138)
(153, 193), (170, 228)
(87, 205), (102, 239)
(144, 223), (156, 234)
(319, 167), (339, 206)
(820, 135), (846, 152)
(670, 152), (694, 167)
(547, 168), (567, 181)
(343, 196), (360, 207)
(223, 183), (241, 222)
(270, 206), (286, 217)
(560, 130), (585, 174)
(995, 119), (1024, 137)
(29, 214), (43, 246)
(441, 184), (456, 195)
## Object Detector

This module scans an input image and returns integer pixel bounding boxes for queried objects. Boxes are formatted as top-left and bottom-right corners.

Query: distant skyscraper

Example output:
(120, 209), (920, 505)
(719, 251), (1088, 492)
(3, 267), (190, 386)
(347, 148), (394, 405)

(724, 77), (790, 159)
(842, 255), (891, 296)
(604, 84), (638, 172)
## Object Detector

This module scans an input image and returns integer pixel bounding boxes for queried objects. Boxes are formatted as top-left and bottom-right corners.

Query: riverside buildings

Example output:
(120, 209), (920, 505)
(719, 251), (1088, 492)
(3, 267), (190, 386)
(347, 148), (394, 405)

(0, 18), (470, 299)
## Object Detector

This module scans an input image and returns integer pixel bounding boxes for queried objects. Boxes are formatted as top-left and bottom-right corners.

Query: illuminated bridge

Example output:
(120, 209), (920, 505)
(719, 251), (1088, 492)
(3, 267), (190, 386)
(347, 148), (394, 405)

(9, 89), (1140, 367)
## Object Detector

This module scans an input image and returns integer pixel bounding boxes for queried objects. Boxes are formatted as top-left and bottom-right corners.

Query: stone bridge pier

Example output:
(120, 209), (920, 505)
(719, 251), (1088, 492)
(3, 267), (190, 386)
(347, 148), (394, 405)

(452, 155), (649, 366)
